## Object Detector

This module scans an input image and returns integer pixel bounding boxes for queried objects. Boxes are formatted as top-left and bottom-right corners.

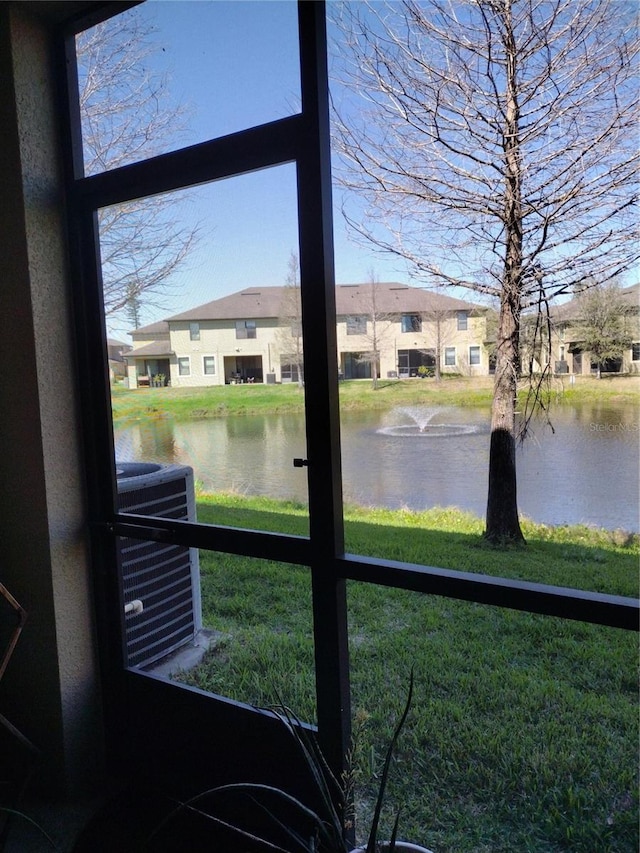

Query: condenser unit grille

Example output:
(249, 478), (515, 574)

(116, 463), (201, 669)
(118, 477), (191, 518)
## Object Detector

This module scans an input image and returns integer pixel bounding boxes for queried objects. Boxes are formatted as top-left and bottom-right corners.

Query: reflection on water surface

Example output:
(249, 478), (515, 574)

(114, 403), (639, 532)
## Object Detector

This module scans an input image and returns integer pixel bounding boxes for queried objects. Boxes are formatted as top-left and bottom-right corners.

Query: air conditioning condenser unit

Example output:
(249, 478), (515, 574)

(116, 462), (201, 669)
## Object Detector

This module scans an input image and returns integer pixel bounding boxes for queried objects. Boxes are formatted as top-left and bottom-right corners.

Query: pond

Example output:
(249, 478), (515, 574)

(114, 402), (639, 532)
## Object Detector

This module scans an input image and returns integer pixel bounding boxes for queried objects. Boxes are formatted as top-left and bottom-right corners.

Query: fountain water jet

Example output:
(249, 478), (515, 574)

(376, 406), (483, 438)
(398, 406), (444, 432)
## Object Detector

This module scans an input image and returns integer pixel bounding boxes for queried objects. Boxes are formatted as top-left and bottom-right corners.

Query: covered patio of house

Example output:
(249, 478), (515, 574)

(224, 354), (263, 383)
(125, 343), (174, 387)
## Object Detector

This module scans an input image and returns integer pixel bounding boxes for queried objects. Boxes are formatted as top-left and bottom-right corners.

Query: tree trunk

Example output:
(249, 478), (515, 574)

(485, 291), (524, 543)
(297, 349), (304, 389)
(484, 0), (524, 545)
(371, 345), (379, 389)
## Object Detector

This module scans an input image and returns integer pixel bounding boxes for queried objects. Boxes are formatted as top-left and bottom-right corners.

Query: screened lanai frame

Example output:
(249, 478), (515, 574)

(59, 0), (637, 794)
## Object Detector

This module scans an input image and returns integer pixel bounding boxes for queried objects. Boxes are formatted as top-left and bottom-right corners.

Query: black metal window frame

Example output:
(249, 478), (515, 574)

(59, 0), (638, 779)
(203, 355), (215, 375)
(189, 322), (200, 341)
(401, 313), (422, 333)
(346, 314), (367, 335)
(469, 345), (481, 365)
(632, 342), (640, 360)
(236, 319), (257, 339)
(178, 356), (190, 376)
(445, 346), (456, 366)
(457, 310), (468, 330)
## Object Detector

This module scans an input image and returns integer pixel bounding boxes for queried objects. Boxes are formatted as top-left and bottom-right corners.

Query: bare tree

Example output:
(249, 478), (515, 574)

(76, 10), (197, 324)
(575, 282), (633, 378)
(332, 0), (639, 542)
(419, 306), (463, 381)
(277, 252), (304, 387)
(425, 309), (445, 382)
(353, 271), (396, 388)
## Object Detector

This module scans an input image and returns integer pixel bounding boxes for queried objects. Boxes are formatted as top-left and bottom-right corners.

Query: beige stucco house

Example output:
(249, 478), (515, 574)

(124, 320), (172, 387)
(106, 337), (131, 381)
(548, 283), (640, 376)
(125, 283), (490, 388)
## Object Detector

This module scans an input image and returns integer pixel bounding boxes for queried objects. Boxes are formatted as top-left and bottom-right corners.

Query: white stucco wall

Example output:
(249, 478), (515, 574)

(169, 318), (282, 386)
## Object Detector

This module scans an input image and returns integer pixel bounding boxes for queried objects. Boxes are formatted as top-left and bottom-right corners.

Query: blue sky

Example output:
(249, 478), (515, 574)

(96, 0), (637, 341)
(102, 0), (413, 339)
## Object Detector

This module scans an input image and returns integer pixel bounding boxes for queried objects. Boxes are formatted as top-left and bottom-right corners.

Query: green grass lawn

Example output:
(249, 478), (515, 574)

(111, 374), (640, 422)
(176, 496), (639, 853)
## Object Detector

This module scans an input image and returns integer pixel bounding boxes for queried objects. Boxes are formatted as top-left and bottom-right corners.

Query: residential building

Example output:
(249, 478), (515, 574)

(106, 337), (131, 381)
(124, 320), (171, 386)
(125, 283), (489, 388)
(548, 283), (640, 375)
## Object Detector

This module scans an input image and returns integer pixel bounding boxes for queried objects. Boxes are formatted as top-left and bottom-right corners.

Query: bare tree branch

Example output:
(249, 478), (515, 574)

(277, 252), (305, 388)
(76, 9), (198, 323)
(353, 270), (397, 388)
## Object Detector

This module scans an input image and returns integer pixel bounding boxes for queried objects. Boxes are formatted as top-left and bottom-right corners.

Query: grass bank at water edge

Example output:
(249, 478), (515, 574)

(111, 374), (640, 422)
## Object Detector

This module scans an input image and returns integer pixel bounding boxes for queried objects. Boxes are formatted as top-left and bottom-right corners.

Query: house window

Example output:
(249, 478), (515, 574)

(632, 342), (640, 361)
(178, 357), (190, 376)
(203, 356), (215, 375)
(236, 320), (257, 339)
(342, 352), (372, 379)
(457, 311), (468, 330)
(397, 349), (434, 377)
(469, 345), (481, 365)
(401, 314), (421, 333)
(346, 315), (367, 335)
(189, 322), (200, 341)
(444, 347), (456, 366)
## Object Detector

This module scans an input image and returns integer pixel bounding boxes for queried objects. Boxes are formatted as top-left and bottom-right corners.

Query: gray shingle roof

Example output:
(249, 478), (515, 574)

(551, 282), (639, 322)
(167, 288), (288, 321)
(335, 283), (480, 314)
(130, 320), (170, 336)
(162, 283), (483, 324)
(125, 341), (174, 358)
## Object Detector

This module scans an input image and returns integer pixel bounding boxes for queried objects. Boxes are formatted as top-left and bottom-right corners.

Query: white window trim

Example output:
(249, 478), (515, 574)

(469, 345), (481, 366)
